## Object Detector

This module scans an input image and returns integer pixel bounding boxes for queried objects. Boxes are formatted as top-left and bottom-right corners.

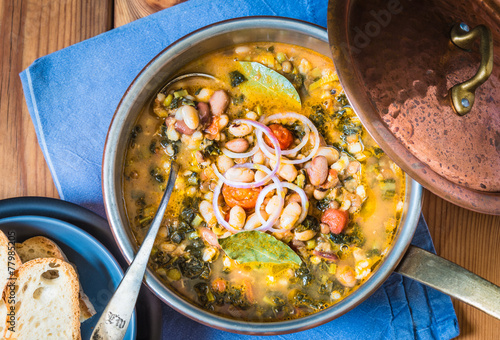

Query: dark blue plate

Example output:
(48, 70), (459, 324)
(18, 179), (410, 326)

(0, 215), (136, 339)
(0, 197), (162, 340)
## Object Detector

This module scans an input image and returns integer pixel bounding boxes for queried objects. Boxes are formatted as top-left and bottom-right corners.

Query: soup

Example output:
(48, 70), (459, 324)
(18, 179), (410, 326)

(122, 42), (404, 321)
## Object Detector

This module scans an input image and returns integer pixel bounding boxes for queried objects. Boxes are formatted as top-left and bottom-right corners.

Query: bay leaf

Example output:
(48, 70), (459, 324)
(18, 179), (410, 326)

(219, 230), (302, 266)
(238, 61), (301, 109)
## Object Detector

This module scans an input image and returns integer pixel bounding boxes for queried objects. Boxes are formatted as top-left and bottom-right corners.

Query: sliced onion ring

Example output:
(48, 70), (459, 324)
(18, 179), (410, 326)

(263, 182), (310, 233)
(212, 164), (282, 233)
(254, 183), (284, 230)
(212, 119), (281, 189)
(212, 181), (240, 233)
(256, 113), (320, 165)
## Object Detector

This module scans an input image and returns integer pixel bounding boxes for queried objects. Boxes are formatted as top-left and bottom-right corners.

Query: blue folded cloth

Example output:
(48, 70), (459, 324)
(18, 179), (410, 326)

(19, 0), (459, 338)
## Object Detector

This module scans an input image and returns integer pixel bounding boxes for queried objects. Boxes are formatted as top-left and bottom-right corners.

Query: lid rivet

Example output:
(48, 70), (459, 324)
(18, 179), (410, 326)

(461, 98), (470, 108)
(460, 23), (470, 32)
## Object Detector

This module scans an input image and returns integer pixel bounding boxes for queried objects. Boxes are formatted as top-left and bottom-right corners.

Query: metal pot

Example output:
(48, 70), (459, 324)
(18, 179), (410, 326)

(327, 0), (500, 214)
(102, 17), (500, 334)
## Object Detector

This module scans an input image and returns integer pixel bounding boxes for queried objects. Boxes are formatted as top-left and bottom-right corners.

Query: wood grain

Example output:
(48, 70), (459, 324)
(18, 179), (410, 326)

(0, 0), (498, 338)
(423, 190), (500, 338)
(0, 0), (112, 199)
(114, 0), (186, 27)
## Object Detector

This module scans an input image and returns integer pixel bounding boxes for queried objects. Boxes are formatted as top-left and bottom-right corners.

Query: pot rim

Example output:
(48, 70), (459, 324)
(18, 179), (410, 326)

(102, 16), (423, 334)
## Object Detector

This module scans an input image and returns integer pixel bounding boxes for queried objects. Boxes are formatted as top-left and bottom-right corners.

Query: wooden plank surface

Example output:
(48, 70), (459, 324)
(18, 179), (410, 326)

(114, 0), (185, 27)
(0, 0), (498, 338)
(0, 0), (112, 199)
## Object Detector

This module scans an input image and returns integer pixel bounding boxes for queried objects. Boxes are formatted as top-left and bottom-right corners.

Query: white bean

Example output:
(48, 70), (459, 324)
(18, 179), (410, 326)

(294, 229), (316, 241)
(265, 195), (281, 215)
(196, 88), (213, 102)
(279, 202), (301, 230)
(347, 142), (363, 154)
(331, 153), (350, 173)
(157, 93), (166, 102)
(315, 146), (340, 165)
(182, 105), (200, 130)
(313, 189), (328, 200)
(191, 131), (203, 141)
(356, 185), (366, 199)
(235, 46), (251, 54)
(202, 247), (219, 262)
(174, 107), (183, 120)
(228, 206), (246, 230)
(281, 61), (293, 73)
(219, 114), (229, 129)
(252, 150), (265, 164)
(199, 201), (217, 226)
(245, 111), (258, 120)
(158, 226), (168, 239)
(279, 164), (298, 182)
(244, 213), (264, 230)
(298, 58), (312, 74)
(225, 168), (254, 182)
(254, 170), (268, 183)
(167, 124), (180, 141)
(229, 122), (253, 137)
(159, 242), (177, 253)
(216, 155), (234, 174)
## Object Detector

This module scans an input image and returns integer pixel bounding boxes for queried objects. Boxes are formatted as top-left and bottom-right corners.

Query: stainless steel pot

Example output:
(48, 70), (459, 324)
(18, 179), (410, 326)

(102, 17), (500, 335)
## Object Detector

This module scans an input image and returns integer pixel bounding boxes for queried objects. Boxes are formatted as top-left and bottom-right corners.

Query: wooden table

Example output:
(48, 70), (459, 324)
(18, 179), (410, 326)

(1, 1), (499, 338)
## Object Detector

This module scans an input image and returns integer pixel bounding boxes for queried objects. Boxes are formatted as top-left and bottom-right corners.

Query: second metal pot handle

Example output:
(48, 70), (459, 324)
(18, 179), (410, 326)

(396, 245), (500, 319)
(449, 23), (493, 116)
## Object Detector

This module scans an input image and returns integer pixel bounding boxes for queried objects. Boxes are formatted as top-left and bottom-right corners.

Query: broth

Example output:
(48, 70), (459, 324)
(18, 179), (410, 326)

(122, 42), (404, 321)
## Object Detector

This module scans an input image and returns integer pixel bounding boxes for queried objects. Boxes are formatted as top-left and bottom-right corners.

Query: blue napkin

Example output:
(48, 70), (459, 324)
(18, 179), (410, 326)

(20, 0), (459, 338)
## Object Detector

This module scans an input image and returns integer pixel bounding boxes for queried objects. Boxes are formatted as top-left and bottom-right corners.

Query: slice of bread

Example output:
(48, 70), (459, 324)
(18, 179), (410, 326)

(15, 236), (66, 263)
(3, 258), (81, 340)
(15, 236), (96, 322)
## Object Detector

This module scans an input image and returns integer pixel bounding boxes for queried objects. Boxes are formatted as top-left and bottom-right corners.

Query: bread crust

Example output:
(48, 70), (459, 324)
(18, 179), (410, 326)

(3, 258), (81, 340)
(15, 236), (66, 263)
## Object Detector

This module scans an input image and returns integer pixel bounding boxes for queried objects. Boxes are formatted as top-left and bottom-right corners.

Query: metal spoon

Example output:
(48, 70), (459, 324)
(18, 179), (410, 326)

(157, 72), (217, 95)
(91, 162), (180, 340)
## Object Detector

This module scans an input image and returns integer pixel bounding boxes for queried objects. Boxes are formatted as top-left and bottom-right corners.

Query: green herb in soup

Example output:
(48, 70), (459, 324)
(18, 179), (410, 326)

(122, 42), (405, 321)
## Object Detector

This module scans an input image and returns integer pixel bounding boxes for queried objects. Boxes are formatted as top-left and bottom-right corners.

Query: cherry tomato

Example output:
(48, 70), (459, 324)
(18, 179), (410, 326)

(264, 124), (294, 150)
(212, 278), (227, 292)
(222, 184), (262, 210)
(321, 208), (349, 234)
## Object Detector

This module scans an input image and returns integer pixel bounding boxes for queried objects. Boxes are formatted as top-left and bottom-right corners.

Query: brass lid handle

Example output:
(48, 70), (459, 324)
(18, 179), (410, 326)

(450, 23), (493, 116)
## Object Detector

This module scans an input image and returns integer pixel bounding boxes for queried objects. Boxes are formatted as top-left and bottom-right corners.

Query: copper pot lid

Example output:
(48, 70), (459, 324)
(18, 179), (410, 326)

(327, 0), (500, 215)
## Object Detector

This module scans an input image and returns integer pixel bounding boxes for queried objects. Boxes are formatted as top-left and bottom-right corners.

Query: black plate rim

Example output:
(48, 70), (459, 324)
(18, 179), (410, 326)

(0, 196), (163, 340)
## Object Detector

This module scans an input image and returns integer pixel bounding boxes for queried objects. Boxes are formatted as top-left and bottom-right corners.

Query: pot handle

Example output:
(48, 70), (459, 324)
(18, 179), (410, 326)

(395, 245), (500, 319)
(449, 23), (493, 116)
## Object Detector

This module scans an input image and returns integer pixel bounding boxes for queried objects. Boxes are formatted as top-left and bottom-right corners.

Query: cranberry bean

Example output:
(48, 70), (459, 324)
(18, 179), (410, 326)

(307, 156), (328, 186)
(174, 120), (196, 135)
(197, 102), (212, 129)
(209, 90), (230, 116)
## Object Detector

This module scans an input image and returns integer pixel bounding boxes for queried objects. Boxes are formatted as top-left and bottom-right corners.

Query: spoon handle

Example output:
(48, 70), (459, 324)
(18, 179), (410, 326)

(91, 162), (179, 340)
